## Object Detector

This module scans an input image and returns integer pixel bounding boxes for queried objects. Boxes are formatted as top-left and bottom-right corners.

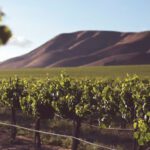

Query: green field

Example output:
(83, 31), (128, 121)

(0, 65), (150, 79)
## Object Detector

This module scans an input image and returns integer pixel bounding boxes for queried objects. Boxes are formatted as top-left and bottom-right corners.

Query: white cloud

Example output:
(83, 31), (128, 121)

(8, 36), (33, 48)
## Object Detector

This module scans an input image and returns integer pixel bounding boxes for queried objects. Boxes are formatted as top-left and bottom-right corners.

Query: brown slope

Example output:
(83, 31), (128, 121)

(0, 30), (150, 68)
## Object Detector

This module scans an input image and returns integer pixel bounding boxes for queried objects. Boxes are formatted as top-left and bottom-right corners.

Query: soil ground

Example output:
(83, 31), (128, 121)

(0, 129), (69, 150)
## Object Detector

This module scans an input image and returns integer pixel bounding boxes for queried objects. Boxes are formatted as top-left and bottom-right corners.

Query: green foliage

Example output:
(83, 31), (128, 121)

(0, 10), (12, 45)
(0, 74), (150, 146)
(133, 119), (150, 145)
(0, 77), (27, 108)
(20, 78), (55, 119)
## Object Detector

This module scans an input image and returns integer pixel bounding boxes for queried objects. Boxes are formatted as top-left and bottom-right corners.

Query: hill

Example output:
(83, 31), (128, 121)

(0, 30), (150, 68)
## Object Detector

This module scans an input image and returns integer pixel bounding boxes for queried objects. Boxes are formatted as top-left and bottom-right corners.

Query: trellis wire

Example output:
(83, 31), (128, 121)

(0, 121), (116, 150)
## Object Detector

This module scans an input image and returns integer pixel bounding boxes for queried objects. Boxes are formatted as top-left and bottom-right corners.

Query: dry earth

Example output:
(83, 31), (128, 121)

(0, 129), (69, 150)
(0, 30), (150, 68)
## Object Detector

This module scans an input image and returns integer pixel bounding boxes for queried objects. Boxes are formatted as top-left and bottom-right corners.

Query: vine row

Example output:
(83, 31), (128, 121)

(0, 74), (150, 150)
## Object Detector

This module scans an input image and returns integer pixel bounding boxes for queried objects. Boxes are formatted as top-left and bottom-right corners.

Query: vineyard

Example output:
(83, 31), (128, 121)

(0, 74), (150, 150)
(0, 65), (150, 79)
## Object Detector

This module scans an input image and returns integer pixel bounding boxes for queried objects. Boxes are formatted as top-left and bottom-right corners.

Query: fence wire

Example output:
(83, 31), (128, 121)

(0, 121), (116, 150)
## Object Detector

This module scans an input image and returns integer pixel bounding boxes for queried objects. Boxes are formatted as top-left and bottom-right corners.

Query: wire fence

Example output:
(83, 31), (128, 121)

(55, 114), (134, 132)
(0, 121), (116, 150)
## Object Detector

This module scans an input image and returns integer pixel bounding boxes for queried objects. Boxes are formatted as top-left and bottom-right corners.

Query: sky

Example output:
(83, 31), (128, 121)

(0, 0), (150, 61)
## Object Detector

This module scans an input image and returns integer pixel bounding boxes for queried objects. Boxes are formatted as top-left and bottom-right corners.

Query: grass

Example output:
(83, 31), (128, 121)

(0, 65), (150, 79)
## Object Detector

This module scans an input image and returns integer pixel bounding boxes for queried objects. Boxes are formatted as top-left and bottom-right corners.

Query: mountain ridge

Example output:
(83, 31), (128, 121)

(0, 30), (150, 68)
